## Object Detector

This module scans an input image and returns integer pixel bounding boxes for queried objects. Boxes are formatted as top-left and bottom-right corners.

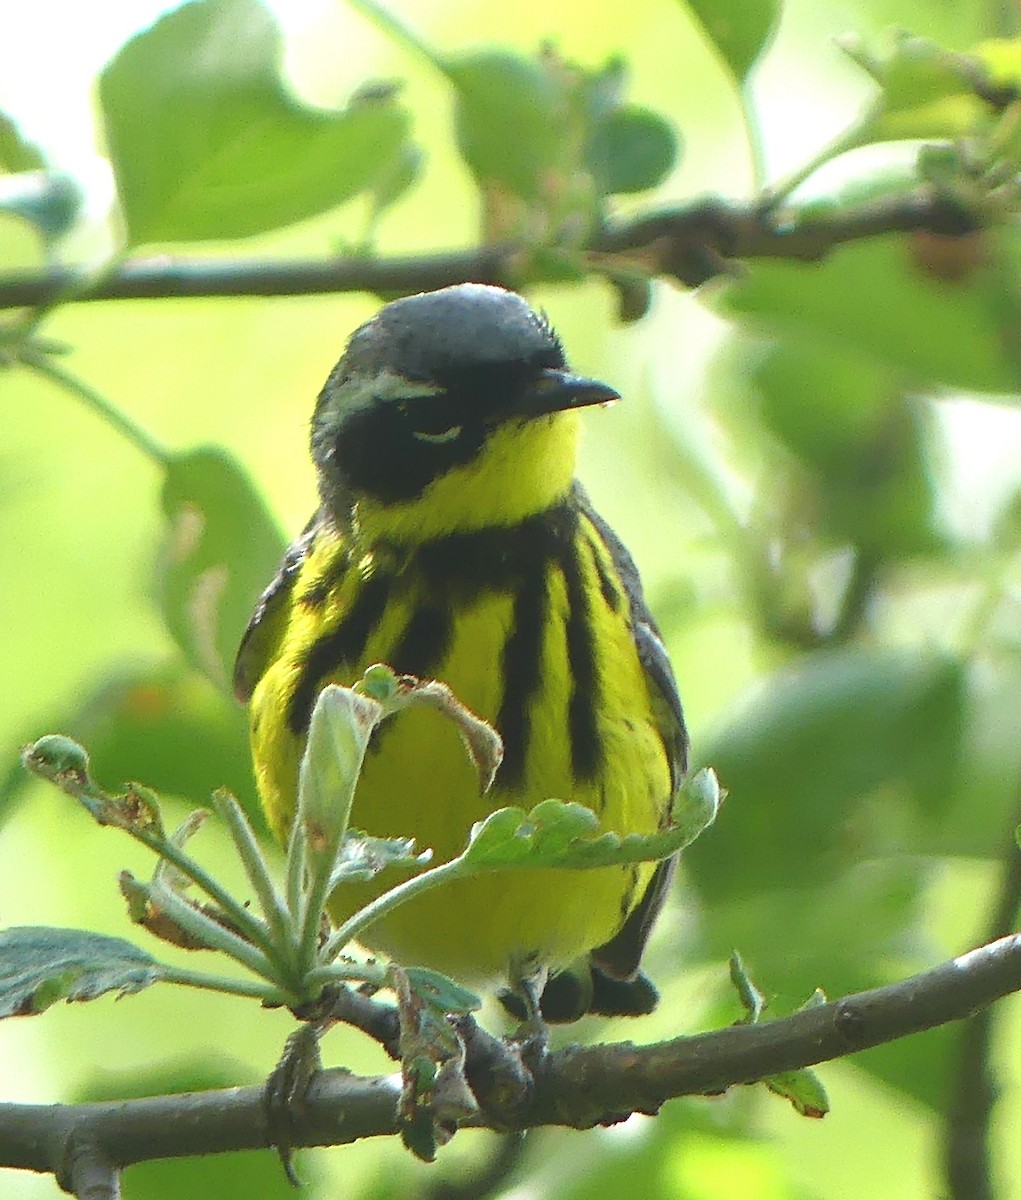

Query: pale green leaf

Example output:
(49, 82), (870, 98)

(298, 685), (382, 880)
(99, 0), (412, 244)
(0, 928), (159, 1017)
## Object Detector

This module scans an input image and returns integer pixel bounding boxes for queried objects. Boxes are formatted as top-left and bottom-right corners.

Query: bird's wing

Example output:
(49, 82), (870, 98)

(572, 481), (689, 985)
(233, 514), (319, 703)
(572, 481), (688, 788)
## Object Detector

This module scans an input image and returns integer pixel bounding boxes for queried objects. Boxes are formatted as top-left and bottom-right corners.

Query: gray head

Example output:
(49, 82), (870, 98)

(311, 283), (618, 507)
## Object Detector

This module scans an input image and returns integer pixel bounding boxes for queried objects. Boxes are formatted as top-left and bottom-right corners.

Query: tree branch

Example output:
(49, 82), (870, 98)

(2, 931), (1020, 1183)
(0, 189), (977, 312)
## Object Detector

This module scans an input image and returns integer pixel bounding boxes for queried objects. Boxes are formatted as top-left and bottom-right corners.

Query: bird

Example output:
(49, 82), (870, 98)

(234, 283), (687, 1022)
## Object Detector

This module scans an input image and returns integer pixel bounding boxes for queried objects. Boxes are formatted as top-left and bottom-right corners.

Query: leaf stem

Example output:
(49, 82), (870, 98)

(129, 825), (286, 970)
(345, 0), (441, 68)
(144, 879), (282, 983)
(21, 348), (171, 466)
(157, 962), (295, 1004)
(320, 858), (468, 963)
(212, 791), (298, 970)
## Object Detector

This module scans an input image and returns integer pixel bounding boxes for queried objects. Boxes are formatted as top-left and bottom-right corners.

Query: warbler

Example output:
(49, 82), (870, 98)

(235, 283), (687, 1021)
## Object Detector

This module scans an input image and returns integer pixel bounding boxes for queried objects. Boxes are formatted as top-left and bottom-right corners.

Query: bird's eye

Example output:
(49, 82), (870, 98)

(412, 423), (464, 445)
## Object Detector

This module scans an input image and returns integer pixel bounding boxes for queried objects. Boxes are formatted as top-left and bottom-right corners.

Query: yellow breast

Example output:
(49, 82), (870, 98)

(249, 518), (671, 987)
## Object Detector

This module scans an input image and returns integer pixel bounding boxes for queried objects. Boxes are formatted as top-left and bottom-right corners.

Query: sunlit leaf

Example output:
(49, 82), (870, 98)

(685, 0), (781, 82)
(99, 0), (413, 244)
(0, 111), (44, 173)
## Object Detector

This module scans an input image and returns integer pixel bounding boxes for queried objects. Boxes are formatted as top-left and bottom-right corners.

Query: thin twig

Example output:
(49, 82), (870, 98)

(0, 190), (978, 312)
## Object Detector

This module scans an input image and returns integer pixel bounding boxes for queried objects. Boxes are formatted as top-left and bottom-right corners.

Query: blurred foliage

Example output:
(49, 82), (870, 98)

(3, 0), (1021, 1199)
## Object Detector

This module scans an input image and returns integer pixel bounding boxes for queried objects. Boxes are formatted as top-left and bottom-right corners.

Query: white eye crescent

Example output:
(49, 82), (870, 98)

(412, 424), (463, 444)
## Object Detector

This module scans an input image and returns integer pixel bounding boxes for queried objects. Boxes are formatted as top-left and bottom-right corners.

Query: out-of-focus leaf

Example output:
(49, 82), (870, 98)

(366, 140), (424, 233)
(694, 859), (928, 1013)
(0, 171), (82, 243)
(0, 112), (45, 173)
(685, 0), (781, 83)
(841, 32), (988, 145)
(854, 1023), (956, 1110)
(687, 649), (965, 901)
(0, 928), (158, 1017)
(99, 0), (412, 244)
(158, 445), (285, 692)
(715, 236), (1021, 394)
(585, 106), (680, 195)
(0, 661), (259, 832)
(745, 338), (943, 556)
(445, 49), (566, 198)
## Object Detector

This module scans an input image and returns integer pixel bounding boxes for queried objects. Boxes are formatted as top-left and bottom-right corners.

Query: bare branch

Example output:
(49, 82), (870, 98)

(2, 932), (1021, 1183)
(0, 189), (978, 313)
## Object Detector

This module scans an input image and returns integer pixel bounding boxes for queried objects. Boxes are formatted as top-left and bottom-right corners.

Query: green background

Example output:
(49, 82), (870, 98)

(3, 0), (1021, 1197)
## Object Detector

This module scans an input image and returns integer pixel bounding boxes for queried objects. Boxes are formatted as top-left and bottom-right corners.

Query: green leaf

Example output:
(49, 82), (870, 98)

(764, 1068), (829, 1117)
(445, 49), (566, 197)
(99, 0), (413, 244)
(715, 237), (1021, 394)
(692, 859), (929, 1037)
(585, 106), (680, 196)
(365, 140), (424, 236)
(297, 685), (382, 880)
(841, 32), (989, 146)
(687, 649), (965, 901)
(685, 0), (781, 83)
(0, 111), (45, 172)
(158, 446), (285, 691)
(403, 967), (482, 1016)
(740, 337), (943, 557)
(461, 779), (718, 872)
(0, 928), (159, 1017)
(0, 661), (261, 834)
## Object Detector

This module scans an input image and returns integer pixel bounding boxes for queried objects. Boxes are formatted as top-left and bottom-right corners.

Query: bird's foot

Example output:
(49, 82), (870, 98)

(264, 1017), (329, 1186)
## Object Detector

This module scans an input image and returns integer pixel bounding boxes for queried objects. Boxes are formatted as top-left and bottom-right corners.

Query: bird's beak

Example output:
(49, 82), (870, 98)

(516, 368), (621, 419)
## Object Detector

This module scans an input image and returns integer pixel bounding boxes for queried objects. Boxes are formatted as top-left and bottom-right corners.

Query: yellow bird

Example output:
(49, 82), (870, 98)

(235, 284), (687, 1020)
